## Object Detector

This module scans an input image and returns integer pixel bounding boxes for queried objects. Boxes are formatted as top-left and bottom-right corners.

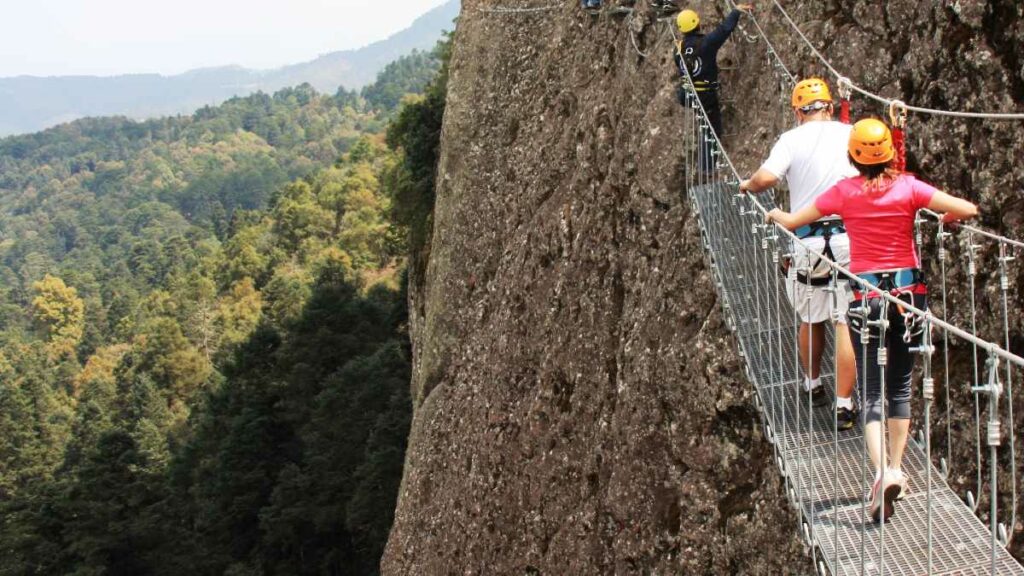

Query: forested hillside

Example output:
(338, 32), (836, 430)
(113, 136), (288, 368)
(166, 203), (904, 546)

(0, 37), (448, 575)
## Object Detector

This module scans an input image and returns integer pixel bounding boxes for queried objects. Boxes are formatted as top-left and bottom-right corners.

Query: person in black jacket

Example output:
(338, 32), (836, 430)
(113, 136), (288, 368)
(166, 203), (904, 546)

(674, 4), (753, 171)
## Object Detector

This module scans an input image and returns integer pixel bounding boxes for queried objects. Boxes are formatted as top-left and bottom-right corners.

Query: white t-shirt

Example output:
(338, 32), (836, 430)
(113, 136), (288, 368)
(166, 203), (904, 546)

(760, 120), (858, 213)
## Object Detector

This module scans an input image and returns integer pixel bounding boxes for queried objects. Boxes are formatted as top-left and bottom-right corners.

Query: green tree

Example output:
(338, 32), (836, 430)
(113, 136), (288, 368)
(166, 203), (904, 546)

(135, 317), (212, 407)
(384, 34), (452, 283)
(31, 274), (85, 350)
(216, 277), (263, 349)
(272, 181), (333, 252)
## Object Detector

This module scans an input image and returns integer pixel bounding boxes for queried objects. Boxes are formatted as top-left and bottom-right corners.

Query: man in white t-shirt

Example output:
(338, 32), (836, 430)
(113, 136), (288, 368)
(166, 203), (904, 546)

(739, 78), (857, 430)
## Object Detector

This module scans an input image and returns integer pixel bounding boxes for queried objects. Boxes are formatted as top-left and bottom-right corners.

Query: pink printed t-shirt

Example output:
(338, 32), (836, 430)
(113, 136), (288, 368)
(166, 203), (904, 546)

(814, 174), (938, 273)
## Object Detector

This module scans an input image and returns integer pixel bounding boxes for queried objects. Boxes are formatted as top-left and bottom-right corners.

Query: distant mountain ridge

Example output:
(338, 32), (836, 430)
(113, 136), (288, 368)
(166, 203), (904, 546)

(0, 0), (458, 137)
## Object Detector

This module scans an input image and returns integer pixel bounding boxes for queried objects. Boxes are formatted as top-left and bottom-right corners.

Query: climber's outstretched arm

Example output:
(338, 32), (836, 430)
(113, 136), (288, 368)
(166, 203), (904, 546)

(928, 190), (978, 223)
(765, 204), (822, 231)
(740, 168), (779, 193)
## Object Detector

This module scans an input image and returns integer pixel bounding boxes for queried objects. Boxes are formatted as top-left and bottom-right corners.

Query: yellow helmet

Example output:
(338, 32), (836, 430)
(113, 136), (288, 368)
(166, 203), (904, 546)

(848, 119), (895, 166)
(677, 10), (699, 33)
(791, 78), (833, 108)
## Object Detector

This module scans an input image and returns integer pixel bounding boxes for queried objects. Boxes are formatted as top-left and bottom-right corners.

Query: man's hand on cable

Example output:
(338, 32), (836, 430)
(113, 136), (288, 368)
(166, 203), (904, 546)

(735, 3), (754, 13)
(741, 169), (779, 194)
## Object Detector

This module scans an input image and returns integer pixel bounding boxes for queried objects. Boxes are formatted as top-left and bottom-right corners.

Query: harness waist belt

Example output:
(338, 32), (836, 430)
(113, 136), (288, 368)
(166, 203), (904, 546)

(795, 219), (845, 239)
(853, 268), (925, 297)
(795, 272), (834, 287)
(692, 80), (720, 92)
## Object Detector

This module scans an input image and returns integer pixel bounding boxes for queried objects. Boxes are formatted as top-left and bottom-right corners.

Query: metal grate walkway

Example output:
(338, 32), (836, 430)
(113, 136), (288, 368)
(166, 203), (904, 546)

(689, 181), (1024, 575)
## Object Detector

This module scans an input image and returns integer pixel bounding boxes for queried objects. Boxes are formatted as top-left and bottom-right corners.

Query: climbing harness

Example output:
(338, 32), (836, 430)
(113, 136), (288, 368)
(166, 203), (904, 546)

(851, 268), (926, 300)
(794, 219), (844, 239)
(690, 79), (719, 93)
(793, 219), (845, 286)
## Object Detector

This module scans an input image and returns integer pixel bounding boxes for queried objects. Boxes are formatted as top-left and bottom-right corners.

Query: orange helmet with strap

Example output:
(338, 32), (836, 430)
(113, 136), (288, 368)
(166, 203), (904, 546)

(848, 119), (895, 165)
(791, 78), (833, 109)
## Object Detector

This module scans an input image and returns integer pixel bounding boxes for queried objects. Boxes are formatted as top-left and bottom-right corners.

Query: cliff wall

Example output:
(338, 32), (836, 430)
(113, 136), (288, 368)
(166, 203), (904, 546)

(385, 1), (1024, 573)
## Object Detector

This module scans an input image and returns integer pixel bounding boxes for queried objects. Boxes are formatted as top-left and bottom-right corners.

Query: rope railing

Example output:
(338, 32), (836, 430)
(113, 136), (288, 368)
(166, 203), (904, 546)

(678, 48), (1024, 572)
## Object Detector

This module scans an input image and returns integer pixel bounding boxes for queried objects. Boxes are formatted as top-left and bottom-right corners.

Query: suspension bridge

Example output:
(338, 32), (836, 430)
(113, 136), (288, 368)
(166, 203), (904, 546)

(482, 0), (1024, 573)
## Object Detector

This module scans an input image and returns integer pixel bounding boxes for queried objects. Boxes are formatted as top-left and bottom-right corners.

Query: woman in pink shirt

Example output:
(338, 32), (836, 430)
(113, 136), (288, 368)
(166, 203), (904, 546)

(766, 119), (977, 523)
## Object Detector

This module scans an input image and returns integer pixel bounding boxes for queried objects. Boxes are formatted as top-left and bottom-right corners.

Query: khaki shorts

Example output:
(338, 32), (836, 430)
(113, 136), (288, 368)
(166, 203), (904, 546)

(786, 234), (851, 324)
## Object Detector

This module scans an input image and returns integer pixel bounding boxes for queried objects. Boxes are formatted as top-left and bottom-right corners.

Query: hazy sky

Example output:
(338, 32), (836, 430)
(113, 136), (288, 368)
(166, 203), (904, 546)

(0, 0), (450, 78)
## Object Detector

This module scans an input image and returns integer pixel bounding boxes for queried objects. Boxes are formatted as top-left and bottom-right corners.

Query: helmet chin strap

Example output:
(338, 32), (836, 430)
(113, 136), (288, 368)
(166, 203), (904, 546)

(798, 100), (831, 114)
(796, 102), (833, 124)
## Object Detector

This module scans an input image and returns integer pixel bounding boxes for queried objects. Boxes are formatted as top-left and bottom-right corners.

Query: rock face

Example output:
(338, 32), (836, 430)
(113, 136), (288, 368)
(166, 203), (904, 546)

(384, 0), (1024, 573)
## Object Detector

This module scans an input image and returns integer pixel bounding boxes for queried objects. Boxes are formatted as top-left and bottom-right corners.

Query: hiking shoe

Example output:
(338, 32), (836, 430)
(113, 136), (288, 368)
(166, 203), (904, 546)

(869, 473), (901, 523)
(809, 385), (830, 407)
(835, 406), (856, 431)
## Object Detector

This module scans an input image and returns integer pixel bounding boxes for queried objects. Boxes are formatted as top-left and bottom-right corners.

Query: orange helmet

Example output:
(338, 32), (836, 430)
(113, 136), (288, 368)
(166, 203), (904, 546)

(791, 78), (833, 108)
(848, 119), (895, 165)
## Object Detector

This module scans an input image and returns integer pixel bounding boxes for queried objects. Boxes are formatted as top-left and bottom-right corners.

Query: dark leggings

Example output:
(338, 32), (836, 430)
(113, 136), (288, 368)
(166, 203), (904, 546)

(846, 293), (927, 424)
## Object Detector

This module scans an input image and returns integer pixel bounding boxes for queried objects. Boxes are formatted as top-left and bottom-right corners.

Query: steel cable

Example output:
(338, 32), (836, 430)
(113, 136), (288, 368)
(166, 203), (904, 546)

(768, 0), (1024, 120)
